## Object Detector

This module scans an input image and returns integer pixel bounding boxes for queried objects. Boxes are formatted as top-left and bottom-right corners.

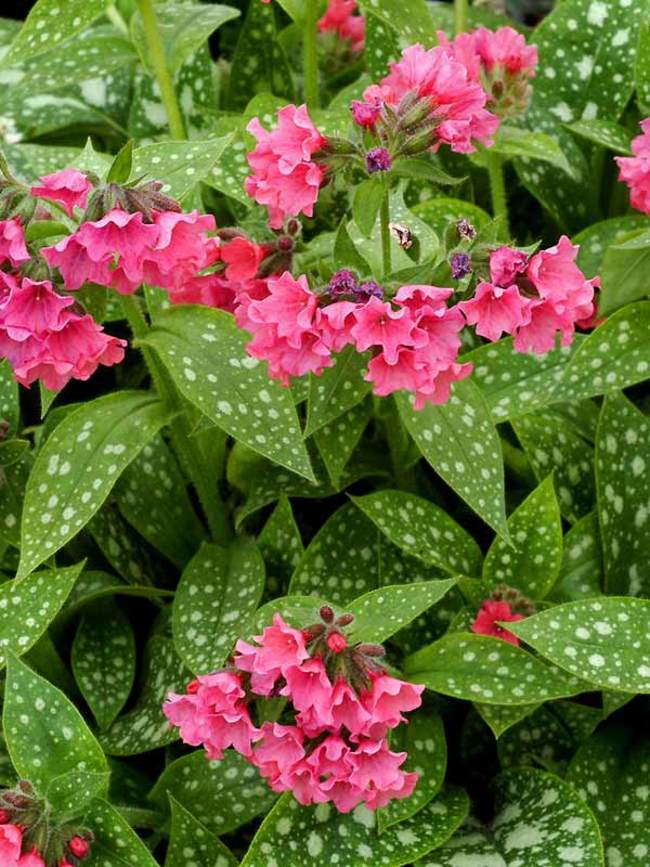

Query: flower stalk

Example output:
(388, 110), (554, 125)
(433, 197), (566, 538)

(303, 0), (321, 110)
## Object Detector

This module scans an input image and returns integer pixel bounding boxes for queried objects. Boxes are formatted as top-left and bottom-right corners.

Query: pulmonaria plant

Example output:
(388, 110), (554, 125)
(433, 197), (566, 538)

(164, 608), (423, 813)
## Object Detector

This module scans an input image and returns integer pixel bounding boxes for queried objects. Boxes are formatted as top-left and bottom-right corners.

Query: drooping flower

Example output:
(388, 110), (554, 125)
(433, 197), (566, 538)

(251, 723), (306, 791)
(471, 599), (523, 645)
(359, 672), (424, 739)
(616, 119), (650, 215)
(30, 168), (93, 218)
(141, 210), (218, 290)
(489, 246), (528, 286)
(351, 96), (382, 128)
(318, 0), (365, 53)
(234, 612), (310, 696)
(0, 218), (30, 268)
(245, 105), (327, 228)
(459, 281), (530, 342)
(348, 738), (418, 808)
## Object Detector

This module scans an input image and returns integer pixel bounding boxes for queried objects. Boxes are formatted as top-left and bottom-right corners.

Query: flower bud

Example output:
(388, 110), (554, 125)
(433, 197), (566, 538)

(451, 252), (472, 280)
(69, 836), (91, 859)
(336, 613), (354, 626)
(365, 147), (392, 174)
(0, 808), (9, 823)
(319, 606), (335, 623)
(326, 632), (348, 653)
(356, 643), (386, 657)
(456, 219), (476, 241)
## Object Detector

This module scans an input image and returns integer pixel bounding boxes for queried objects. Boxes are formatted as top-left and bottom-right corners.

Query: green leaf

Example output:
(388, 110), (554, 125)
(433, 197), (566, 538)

(637, 18), (650, 114)
(3, 654), (108, 797)
(89, 504), (157, 586)
(559, 302), (650, 400)
(363, 9), (401, 80)
(314, 399), (371, 486)
(101, 635), (191, 755)
(595, 392), (650, 595)
(289, 503), (381, 603)
(18, 391), (168, 579)
(84, 799), (159, 867)
(396, 379), (509, 538)
(304, 345), (371, 437)
(352, 490), (482, 576)
(353, 178), (386, 238)
(513, 410), (595, 523)
(131, 3), (240, 76)
(141, 306), (314, 480)
(106, 139), (134, 185)
(131, 136), (233, 201)
(149, 749), (277, 836)
(241, 787), (468, 867)
(568, 118), (633, 154)
(173, 539), (265, 674)
(115, 434), (205, 568)
(345, 579), (459, 645)
(475, 702), (540, 739)
(0, 359), (19, 436)
(166, 797), (237, 867)
(599, 228), (650, 315)
(491, 125), (575, 175)
(507, 597), (650, 692)
(357, 0), (436, 47)
(1, 0), (109, 66)
(418, 768), (604, 867)
(378, 709), (447, 831)
(71, 601), (136, 730)
(391, 157), (464, 186)
(567, 723), (650, 867)
(257, 495), (304, 590)
(483, 475), (563, 598)
(550, 513), (603, 602)
(405, 633), (587, 705)
(0, 563), (83, 668)
(574, 215), (650, 278)
(411, 197), (490, 238)
(333, 218), (372, 274)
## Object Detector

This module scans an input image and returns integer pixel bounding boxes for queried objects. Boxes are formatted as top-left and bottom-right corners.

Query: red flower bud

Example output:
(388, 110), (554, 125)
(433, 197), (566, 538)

(0, 809), (9, 823)
(186, 679), (199, 694)
(319, 606), (334, 623)
(327, 632), (348, 653)
(69, 836), (91, 859)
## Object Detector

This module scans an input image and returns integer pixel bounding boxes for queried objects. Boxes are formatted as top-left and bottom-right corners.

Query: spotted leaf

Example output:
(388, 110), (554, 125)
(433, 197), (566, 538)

(166, 797), (237, 867)
(173, 539), (266, 675)
(550, 513), (603, 602)
(240, 787), (468, 867)
(352, 490), (482, 576)
(574, 215), (650, 278)
(304, 345), (372, 437)
(18, 391), (169, 580)
(141, 306), (314, 480)
(595, 392), (650, 595)
(131, 136), (233, 201)
(507, 597), (650, 693)
(71, 600), (136, 730)
(405, 633), (588, 705)
(314, 399), (372, 486)
(396, 380), (509, 538)
(83, 799), (159, 867)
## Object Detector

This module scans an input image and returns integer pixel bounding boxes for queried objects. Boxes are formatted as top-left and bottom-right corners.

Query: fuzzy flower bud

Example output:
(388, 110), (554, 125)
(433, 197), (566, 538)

(365, 147), (392, 174)
(68, 836), (91, 859)
(327, 632), (348, 653)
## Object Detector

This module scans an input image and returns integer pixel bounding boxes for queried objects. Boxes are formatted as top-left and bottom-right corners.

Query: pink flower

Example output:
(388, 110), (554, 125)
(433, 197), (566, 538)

(359, 672), (424, 739)
(220, 236), (267, 281)
(459, 282), (530, 342)
(472, 599), (523, 645)
(0, 218), (29, 268)
(248, 272), (318, 346)
(318, 0), (365, 53)
(0, 824), (23, 863)
(167, 273), (238, 312)
(246, 104), (327, 228)
(234, 612), (311, 696)
(472, 26), (538, 74)
(617, 119), (650, 215)
(0, 278), (73, 341)
(18, 852), (46, 867)
(251, 722), (306, 790)
(370, 43), (499, 153)
(317, 301), (358, 352)
(350, 296), (417, 363)
(30, 168), (93, 217)
(141, 210), (217, 291)
(329, 677), (371, 736)
(349, 739), (418, 810)
(351, 96), (382, 127)
(489, 246), (528, 286)
(304, 736), (362, 811)
(281, 657), (334, 725)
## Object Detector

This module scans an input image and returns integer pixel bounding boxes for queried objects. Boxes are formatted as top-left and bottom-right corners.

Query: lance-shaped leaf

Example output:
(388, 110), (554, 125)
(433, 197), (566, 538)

(141, 306), (314, 480)
(550, 513), (603, 602)
(18, 392), (168, 579)
(71, 601), (136, 730)
(314, 398), (371, 486)
(3, 654), (108, 799)
(257, 495), (304, 590)
(417, 769), (604, 867)
(405, 633), (587, 705)
(483, 475), (562, 599)
(599, 228), (650, 315)
(84, 799), (159, 867)
(149, 749), (278, 836)
(0, 360), (19, 435)
(352, 490), (482, 576)
(595, 392), (650, 595)
(173, 539), (266, 674)
(567, 723), (650, 867)
(475, 702), (540, 739)
(241, 787), (468, 867)
(101, 635), (191, 756)
(131, 136), (233, 200)
(304, 345), (372, 437)
(166, 797), (237, 867)
(0, 563), (82, 667)
(396, 380), (508, 538)
(568, 118), (634, 154)
(574, 214), (650, 278)
(507, 597), (650, 693)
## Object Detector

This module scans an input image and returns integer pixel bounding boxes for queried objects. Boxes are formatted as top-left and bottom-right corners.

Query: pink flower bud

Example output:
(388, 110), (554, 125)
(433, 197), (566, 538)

(320, 606), (335, 623)
(327, 632), (348, 653)
(69, 836), (91, 859)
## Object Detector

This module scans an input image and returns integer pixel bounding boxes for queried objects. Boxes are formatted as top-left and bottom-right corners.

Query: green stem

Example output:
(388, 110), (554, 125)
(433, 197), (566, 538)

(486, 151), (509, 239)
(303, 0), (320, 110)
(136, 0), (186, 139)
(454, 0), (469, 35)
(121, 296), (231, 545)
(380, 188), (392, 279)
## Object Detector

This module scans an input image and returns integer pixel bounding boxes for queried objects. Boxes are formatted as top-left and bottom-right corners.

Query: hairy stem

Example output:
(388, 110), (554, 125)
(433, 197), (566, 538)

(454, 0), (469, 35)
(136, 0), (186, 139)
(380, 188), (392, 279)
(486, 151), (509, 239)
(303, 0), (320, 110)
(121, 295), (231, 545)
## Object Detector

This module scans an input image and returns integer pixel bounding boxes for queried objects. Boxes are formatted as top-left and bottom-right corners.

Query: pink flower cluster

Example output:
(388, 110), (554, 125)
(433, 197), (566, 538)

(355, 43), (499, 153)
(318, 0), (365, 53)
(0, 218), (126, 391)
(0, 823), (44, 867)
(246, 105), (327, 229)
(234, 271), (473, 405)
(164, 613), (423, 813)
(471, 599), (523, 646)
(459, 237), (598, 353)
(437, 26), (537, 118)
(616, 118), (650, 215)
